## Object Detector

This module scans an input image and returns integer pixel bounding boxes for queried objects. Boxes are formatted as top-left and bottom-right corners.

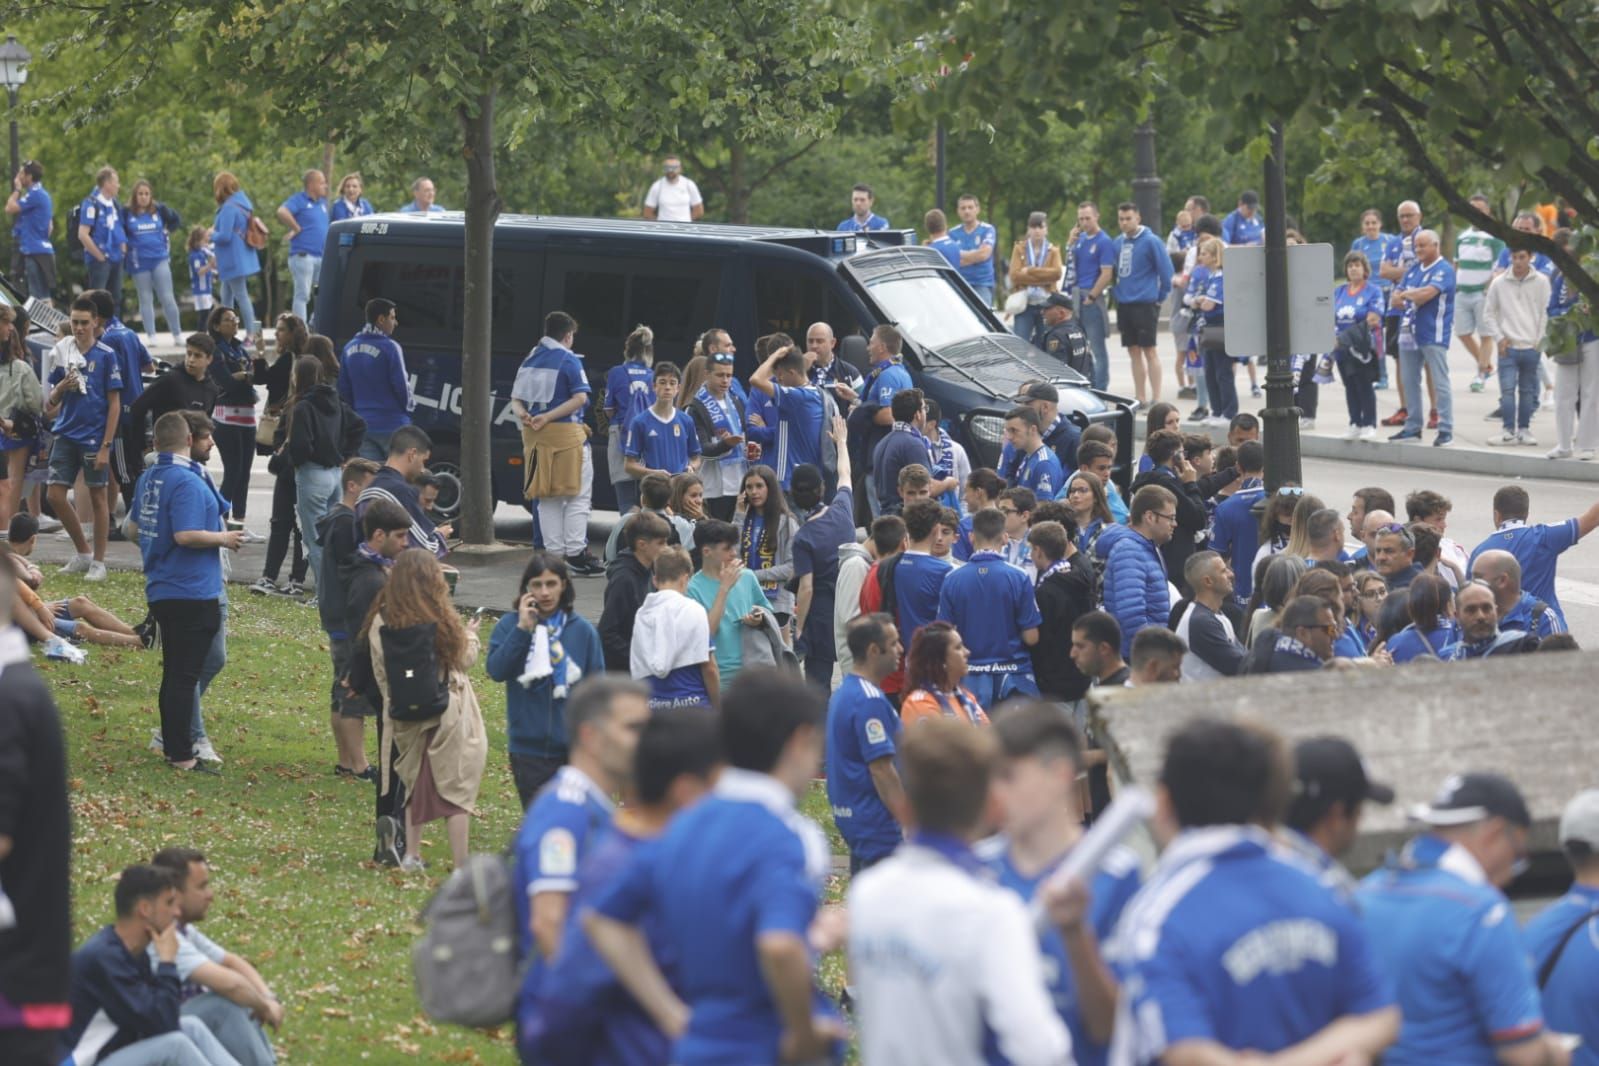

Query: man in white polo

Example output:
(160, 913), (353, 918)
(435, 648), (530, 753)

(642, 156), (704, 223)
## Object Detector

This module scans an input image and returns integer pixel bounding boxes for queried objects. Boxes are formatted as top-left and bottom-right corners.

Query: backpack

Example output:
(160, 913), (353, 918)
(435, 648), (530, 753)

(380, 622), (451, 722)
(412, 853), (521, 1027)
(245, 212), (270, 250)
(67, 202), (84, 253)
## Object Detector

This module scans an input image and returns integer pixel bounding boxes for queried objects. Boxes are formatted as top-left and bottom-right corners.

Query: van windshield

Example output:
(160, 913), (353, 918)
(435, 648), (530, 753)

(864, 274), (992, 349)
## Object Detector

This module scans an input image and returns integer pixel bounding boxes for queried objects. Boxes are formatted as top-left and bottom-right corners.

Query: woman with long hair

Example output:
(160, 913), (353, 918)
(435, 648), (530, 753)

(306, 332), (340, 382)
(1252, 485), (1304, 570)
(604, 324), (655, 516)
(205, 304), (261, 538)
(485, 551), (605, 807)
(1292, 567), (1364, 658)
(1061, 470), (1114, 554)
(732, 464), (799, 622)
(249, 314), (311, 594)
(1137, 402), (1181, 474)
(689, 351), (751, 521)
(1384, 573), (1459, 663)
(670, 471), (709, 567)
(1246, 553), (1307, 647)
(1352, 570), (1388, 652)
(1281, 492), (1327, 560)
(899, 621), (988, 726)
(210, 171), (261, 338)
(283, 354), (350, 584)
(123, 179), (184, 344)
(363, 550), (487, 871)
(0, 305), (42, 528)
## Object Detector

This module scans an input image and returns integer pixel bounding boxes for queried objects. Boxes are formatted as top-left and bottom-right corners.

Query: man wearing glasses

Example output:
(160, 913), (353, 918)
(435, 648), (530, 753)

(641, 156), (703, 223)
(1103, 484), (1177, 657)
(1371, 522), (1421, 591)
(1358, 773), (1572, 1066)
(1260, 596), (1338, 673)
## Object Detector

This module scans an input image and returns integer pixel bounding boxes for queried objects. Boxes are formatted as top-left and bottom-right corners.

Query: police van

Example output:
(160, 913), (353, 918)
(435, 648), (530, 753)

(312, 214), (1133, 516)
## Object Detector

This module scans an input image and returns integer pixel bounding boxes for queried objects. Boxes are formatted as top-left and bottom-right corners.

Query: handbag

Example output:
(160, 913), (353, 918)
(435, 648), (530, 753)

(381, 622), (452, 722)
(256, 408), (281, 447)
(245, 212), (270, 250)
(1200, 324), (1226, 352)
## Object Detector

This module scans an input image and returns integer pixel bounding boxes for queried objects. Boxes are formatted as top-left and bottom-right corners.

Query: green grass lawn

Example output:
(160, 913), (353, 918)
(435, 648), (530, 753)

(46, 571), (846, 1064)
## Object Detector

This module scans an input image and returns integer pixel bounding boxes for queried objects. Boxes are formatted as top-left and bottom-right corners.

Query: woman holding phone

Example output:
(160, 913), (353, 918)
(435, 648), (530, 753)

(485, 552), (604, 807)
(732, 464), (799, 625)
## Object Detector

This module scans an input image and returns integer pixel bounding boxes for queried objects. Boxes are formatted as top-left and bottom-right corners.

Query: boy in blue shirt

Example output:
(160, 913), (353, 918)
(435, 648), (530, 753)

(521, 708), (721, 1066)
(923, 208), (963, 270)
(513, 677), (650, 1029)
(951, 194), (997, 305)
(826, 613), (906, 873)
(45, 296), (125, 582)
(749, 343), (834, 491)
(624, 361), (702, 481)
(1359, 772), (1569, 1066)
(894, 499), (953, 645)
(984, 702), (1142, 1066)
(937, 507), (1041, 708)
(1523, 790), (1599, 1066)
(1221, 190), (1265, 246)
(586, 670), (843, 1066)
(276, 169), (330, 322)
(1109, 719), (1399, 1063)
(603, 325), (655, 515)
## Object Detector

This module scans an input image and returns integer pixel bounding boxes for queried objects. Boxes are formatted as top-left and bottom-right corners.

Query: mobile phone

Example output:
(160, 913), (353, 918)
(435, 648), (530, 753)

(473, 605), (491, 617)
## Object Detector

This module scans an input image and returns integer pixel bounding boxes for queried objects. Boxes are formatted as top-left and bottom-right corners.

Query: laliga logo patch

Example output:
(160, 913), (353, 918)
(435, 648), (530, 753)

(865, 718), (887, 745)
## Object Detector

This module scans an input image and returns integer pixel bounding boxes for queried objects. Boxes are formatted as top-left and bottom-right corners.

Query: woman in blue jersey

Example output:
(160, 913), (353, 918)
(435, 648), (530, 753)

(1332, 251), (1385, 440)
(123, 180), (185, 345)
(1383, 573), (1459, 663)
(330, 172), (375, 222)
(1193, 237), (1237, 423)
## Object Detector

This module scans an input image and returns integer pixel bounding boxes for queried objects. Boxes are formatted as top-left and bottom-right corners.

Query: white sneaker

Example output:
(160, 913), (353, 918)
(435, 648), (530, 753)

(1516, 430), (1538, 447)
(1359, 426), (1379, 441)
(1300, 417), (1316, 430)
(1546, 446), (1573, 459)
(35, 516), (62, 533)
(1579, 449), (1597, 461)
(1343, 425), (1361, 441)
(238, 528), (266, 545)
(1486, 431), (1517, 446)
(193, 738), (222, 764)
(85, 561), (108, 582)
(61, 554), (91, 575)
(148, 729), (164, 753)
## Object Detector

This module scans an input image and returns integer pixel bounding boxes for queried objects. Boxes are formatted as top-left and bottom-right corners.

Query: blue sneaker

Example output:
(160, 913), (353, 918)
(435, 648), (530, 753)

(1389, 429), (1422, 442)
(1432, 431), (1454, 447)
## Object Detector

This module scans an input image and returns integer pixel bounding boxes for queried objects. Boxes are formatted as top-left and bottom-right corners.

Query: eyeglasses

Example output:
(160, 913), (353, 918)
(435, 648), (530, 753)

(1154, 512), (1178, 523)
(1358, 588), (1387, 600)
(997, 506), (1018, 515)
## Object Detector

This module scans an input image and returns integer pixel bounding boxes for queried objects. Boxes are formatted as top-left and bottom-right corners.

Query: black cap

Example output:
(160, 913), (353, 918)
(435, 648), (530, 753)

(1294, 737), (1395, 811)
(1239, 190), (1260, 207)
(790, 463), (824, 496)
(1044, 292), (1073, 309)
(1411, 772), (1531, 829)
(1018, 382), (1059, 404)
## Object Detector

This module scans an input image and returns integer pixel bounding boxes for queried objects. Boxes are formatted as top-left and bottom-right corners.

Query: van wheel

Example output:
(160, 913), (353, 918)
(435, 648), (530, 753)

(425, 451), (464, 522)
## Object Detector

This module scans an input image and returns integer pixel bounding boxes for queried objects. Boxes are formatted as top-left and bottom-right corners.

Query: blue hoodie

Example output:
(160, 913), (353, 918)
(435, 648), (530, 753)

(211, 189), (261, 281)
(337, 326), (413, 434)
(1111, 225), (1174, 305)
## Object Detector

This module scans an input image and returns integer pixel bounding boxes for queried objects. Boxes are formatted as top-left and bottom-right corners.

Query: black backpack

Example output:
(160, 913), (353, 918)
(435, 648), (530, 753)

(67, 201), (84, 253)
(380, 622), (451, 722)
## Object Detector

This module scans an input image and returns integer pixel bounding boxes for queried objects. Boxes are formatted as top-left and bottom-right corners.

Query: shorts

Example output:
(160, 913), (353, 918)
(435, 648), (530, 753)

(193, 293), (215, 312)
(1118, 301), (1160, 348)
(47, 437), (110, 488)
(1454, 289), (1486, 336)
(53, 616), (78, 638)
(330, 637), (375, 718)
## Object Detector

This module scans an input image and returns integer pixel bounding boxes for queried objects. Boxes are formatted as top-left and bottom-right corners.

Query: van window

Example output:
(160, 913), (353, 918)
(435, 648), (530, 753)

(753, 262), (866, 346)
(544, 254), (722, 364)
(351, 252), (522, 351)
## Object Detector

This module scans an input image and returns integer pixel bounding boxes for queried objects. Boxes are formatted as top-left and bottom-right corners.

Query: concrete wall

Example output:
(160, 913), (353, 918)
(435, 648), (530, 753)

(1088, 654), (1599, 873)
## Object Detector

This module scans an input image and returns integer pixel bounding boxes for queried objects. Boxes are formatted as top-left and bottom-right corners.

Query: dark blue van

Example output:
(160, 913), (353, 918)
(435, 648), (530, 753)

(312, 214), (1133, 516)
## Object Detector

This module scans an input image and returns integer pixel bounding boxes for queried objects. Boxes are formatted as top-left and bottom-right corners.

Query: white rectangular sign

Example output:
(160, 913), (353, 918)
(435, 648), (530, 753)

(1223, 243), (1336, 358)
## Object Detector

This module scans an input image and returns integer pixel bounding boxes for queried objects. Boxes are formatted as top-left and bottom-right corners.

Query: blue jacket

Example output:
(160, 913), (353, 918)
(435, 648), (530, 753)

(1103, 529), (1169, 657)
(486, 611), (606, 760)
(337, 327), (413, 434)
(1092, 521), (1135, 567)
(60, 925), (183, 1062)
(211, 190), (261, 281)
(1111, 226), (1174, 304)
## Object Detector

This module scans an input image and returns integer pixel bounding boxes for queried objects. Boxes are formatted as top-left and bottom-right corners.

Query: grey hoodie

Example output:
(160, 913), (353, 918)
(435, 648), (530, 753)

(833, 541), (874, 675)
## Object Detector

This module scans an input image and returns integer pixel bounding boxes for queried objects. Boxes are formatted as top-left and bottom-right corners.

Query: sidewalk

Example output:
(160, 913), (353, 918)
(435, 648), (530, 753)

(1105, 326), (1599, 485)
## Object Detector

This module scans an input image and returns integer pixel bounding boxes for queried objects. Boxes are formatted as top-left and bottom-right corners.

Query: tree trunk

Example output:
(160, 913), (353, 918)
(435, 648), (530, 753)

(321, 141), (336, 184)
(727, 142), (748, 224)
(458, 89), (499, 545)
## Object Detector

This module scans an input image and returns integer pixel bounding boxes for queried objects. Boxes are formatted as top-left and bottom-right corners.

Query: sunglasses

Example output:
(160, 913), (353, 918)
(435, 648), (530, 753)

(1277, 486), (1305, 497)
(1377, 522), (1407, 535)
(711, 352), (736, 365)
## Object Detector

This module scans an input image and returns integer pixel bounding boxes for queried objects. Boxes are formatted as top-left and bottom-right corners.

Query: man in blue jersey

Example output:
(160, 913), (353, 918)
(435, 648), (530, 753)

(337, 298), (413, 461)
(1523, 790), (1599, 1066)
(1470, 485), (1599, 631)
(855, 325), (916, 516)
(1493, 212), (1556, 278)
(1390, 229), (1457, 447)
(1210, 440), (1265, 608)
(1471, 549), (1565, 641)
(513, 677), (649, 1027)
(5, 161), (55, 302)
(838, 183), (889, 233)
(985, 702), (1141, 1066)
(749, 342), (836, 491)
(936, 507), (1041, 708)
(586, 669), (843, 1066)
(1109, 718), (1400, 1064)
(1281, 736), (1395, 906)
(84, 288), (154, 517)
(1359, 772), (1572, 1066)
(513, 311), (600, 574)
(520, 708), (721, 1066)
(924, 208), (963, 270)
(1221, 190), (1265, 246)
(893, 499), (953, 647)
(1380, 200), (1437, 428)
(950, 194), (997, 306)
(826, 613), (906, 873)
(1113, 203), (1176, 406)
(623, 362), (701, 480)
(1070, 202), (1118, 390)
(46, 296), (125, 583)
(275, 169), (329, 322)
(1002, 405), (1064, 500)
(77, 166), (126, 299)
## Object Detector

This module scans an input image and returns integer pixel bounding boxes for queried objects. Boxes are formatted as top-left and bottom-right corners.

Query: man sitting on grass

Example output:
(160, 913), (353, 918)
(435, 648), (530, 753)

(5, 512), (148, 649)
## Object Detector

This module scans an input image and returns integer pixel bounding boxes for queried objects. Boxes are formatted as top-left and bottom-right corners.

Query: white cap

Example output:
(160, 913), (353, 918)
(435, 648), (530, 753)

(1559, 789), (1599, 848)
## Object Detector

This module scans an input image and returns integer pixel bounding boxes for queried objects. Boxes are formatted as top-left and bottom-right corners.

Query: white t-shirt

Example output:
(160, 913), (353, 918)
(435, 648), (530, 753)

(644, 176), (703, 222)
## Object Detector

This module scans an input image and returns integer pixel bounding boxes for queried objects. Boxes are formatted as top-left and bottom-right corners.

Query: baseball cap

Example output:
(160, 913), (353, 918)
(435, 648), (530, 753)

(1293, 737), (1395, 810)
(1410, 772), (1532, 828)
(1559, 789), (1599, 848)
(1044, 292), (1073, 310)
(1018, 382), (1059, 404)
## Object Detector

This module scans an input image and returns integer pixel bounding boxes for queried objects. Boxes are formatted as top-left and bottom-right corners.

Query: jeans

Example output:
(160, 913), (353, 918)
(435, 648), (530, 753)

(510, 753), (566, 811)
(153, 599), (221, 765)
(98, 1016), (242, 1066)
(86, 257), (124, 305)
(219, 275), (258, 335)
(295, 463), (340, 584)
(1012, 305), (1042, 344)
(1498, 347), (1541, 432)
(213, 424), (257, 521)
(1554, 339), (1599, 451)
(1401, 344), (1453, 434)
(358, 429), (393, 463)
(184, 992), (276, 1066)
(536, 444), (593, 558)
(1203, 344), (1239, 419)
(22, 253), (55, 303)
(1337, 351), (1378, 427)
(133, 259), (184, 339)
(288, 254), (322, 323)
(191, 599), (228, 743)
(1076, 294), (1110, 390)
(263, 464), (306, 583)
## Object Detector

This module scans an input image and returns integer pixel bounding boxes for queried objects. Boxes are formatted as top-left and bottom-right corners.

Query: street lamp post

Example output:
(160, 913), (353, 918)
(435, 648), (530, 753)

(0, 35), (31, 275)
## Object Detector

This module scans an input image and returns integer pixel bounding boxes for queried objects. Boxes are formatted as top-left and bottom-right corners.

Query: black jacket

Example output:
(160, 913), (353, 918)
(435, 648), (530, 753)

(1033, 553), (1096, 701)
(687, 391), (749, 460)
(316, 503), (360, 636)
(600, 551), (653, 673)
(287, 384), (363, 469)
(126, 368), (219, 442)
(207, 335), (257, 407)
(1131, 464), (1210, 593)
(343, 552), (390, 706)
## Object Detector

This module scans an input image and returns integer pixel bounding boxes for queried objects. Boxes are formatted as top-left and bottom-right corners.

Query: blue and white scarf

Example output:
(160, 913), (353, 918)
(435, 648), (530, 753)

(519, 609), (584, 697)
(1035, 557), (1070, 587)
(356, 543), (395, 570)
(696, 384), (743, 464)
